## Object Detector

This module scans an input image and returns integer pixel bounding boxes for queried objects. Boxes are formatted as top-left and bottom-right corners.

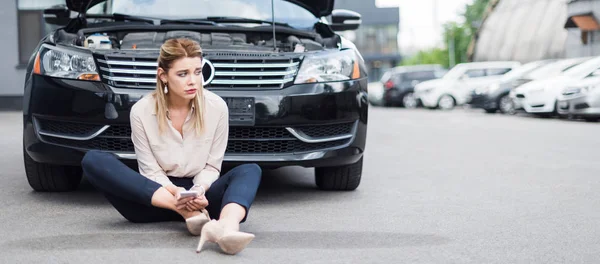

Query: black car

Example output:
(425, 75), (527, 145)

(22, 0), (368, 192)
(380, 65), (446, 108)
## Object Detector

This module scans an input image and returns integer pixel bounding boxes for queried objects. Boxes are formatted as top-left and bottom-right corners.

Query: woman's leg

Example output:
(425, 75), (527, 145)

(204, 163), (262, 231)
(81, 150), (198, 223)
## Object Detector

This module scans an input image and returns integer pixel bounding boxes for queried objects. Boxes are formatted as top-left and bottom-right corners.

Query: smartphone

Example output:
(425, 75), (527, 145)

(178, 190), (199, 199)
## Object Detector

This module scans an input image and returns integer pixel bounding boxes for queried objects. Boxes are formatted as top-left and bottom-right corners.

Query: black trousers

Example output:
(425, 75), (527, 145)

(81, 150), (262, 223)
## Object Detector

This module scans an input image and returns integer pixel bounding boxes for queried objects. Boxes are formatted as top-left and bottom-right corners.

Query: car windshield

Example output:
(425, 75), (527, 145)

(110, 0), (319, 29)
(560, 57), (600, 79)
(524, 58), (588, 80)
(442, 65), (466, 80)
(500, 61), (547, 81)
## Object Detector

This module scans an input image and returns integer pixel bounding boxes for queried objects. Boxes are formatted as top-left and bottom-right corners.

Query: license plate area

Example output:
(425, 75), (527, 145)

(224, 97), (255, 126)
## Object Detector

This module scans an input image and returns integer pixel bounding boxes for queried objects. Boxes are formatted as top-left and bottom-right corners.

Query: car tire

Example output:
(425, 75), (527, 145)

(315, 157), (362, 191)
(23, 147), (82, 192)
(437, 94), (455, 110)
(484, 108), (496, 114)
(401, 92), (418, 109)
(497, 94), (515, 115)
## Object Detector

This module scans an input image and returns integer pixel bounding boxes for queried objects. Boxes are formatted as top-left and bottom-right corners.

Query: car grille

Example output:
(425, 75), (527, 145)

(575, 103), (590, 110)
(94, 52), (301, 90)
(36, 118), (354, 155)
(37, 119), (103, 137)
(294, 123), (354, 138)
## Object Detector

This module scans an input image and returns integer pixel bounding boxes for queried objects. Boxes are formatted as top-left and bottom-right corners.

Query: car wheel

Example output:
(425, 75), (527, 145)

(23, 147), (82, 192)
(402, 92), (418, 109)
(484, 108), (496, 114)
(498, 95), (515, 115)
(437, 95), (455, 110)
(315, 157), (362, 191)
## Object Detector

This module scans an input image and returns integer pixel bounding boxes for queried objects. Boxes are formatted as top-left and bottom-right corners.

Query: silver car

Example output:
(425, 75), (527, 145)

(557, 80), (600, 121)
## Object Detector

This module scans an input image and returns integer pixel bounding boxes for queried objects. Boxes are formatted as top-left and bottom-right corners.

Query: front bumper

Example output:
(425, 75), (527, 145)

(23, 75), (368, 168)
(415, 91), (439, 108)
(557, 93), (600, 117)
(470, 93), (495, 109)
(513, 91), (555, 113)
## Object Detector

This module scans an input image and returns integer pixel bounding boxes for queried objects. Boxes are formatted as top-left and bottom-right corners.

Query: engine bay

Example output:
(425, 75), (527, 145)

(54, 24), (341, 53)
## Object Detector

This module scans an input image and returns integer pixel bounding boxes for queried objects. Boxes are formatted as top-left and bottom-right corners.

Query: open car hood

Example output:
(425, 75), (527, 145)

(66, 0), (106, 13)
(66, 0), (334, 17)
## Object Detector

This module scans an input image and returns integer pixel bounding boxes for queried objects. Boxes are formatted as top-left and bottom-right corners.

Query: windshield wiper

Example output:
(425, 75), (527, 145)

(85, 13), (157, 24)
(160, 18), (219, 26)
(205, 16), (291, 27)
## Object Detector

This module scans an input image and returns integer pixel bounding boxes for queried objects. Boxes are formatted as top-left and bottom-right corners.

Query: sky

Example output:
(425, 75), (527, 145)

(376, 0), (473, 55)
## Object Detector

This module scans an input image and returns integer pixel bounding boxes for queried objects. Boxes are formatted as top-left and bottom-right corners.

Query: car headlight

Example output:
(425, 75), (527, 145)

(33, 44), (99, 81)
(294, 49), (360, 84)
(562, 87), (582, 96)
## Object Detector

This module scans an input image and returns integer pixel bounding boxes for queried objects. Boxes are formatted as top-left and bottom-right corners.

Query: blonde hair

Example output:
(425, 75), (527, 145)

(153, 38), (205, 135)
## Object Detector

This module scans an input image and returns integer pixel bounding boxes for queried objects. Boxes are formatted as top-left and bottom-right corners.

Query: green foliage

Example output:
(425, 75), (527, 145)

(401, 48), (449, 68)
(401, 0), (491, 67)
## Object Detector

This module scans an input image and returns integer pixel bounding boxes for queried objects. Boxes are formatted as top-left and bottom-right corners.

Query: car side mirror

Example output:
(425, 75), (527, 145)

(44, 5), (71, 26)
(330, 9), (361, 31)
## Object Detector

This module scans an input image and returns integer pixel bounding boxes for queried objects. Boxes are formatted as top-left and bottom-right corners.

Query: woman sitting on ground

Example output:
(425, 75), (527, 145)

(81, 38), (262, 255)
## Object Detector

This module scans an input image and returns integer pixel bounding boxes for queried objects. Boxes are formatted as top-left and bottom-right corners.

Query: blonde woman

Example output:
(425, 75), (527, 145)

(81, 38), (261, 255)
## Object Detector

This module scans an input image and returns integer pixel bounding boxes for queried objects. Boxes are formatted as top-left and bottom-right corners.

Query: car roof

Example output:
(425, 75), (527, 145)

(453, 61), (521, 70)
(391, 64), (445, 73)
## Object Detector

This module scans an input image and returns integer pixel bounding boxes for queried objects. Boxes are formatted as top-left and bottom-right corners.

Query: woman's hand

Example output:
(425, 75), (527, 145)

(170, 186), (195, 210)
(185, 195), (209, 211)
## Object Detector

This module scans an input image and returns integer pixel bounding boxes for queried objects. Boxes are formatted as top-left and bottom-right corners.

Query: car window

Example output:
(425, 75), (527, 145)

(465, 69), (486, 78)
(401, 71), (437, 81)
(487, 68), (512, 76)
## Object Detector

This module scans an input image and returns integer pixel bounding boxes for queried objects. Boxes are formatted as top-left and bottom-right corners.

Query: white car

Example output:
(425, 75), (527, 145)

(511, 56), (600, 116)
(556, 73), (600, 120)
(414, 61), (521, 110)
(509, 57), (591, 110)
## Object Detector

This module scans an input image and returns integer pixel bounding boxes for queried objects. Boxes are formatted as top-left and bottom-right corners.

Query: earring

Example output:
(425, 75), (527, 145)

(164, 84), (168, 94)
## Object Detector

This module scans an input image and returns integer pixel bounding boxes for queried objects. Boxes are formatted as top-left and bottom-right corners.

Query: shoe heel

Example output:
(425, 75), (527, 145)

(196, 234), (208, 253)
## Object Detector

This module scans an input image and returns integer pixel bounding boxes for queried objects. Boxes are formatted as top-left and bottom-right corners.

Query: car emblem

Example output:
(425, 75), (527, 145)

(202, 59), (215, 86)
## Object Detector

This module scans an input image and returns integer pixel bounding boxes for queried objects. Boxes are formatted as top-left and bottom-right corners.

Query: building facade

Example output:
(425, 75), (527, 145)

(334, 0), (400, 82)
(564, 0), (600, 58)
(470, 0), (568, 63)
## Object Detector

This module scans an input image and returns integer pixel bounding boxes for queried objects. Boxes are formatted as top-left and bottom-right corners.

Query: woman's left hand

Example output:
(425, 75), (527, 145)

(186, 195), (209, 211)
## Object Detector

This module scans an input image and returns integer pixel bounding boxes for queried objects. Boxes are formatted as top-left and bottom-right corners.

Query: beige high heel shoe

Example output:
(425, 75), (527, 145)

(185, 209), (210, 236)
(196, 220), (255, 255)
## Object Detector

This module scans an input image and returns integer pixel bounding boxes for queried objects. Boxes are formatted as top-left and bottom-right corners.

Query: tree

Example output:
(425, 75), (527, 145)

(401, 0), (491, 68)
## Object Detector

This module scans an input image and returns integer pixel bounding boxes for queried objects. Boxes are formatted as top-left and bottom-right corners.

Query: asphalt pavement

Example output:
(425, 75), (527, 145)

(1, 107), (600, 263)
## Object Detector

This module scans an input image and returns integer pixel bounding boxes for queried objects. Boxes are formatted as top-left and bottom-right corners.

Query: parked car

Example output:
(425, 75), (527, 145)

(511, 56), (600, 116)
(470, 60), (555, 114)
(380, 65), (446, 108)
(414, 61), (521, 110)
(22, 0), (369, 192)
(471, 57), (589, 114)
(557, 76), (600, 121)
